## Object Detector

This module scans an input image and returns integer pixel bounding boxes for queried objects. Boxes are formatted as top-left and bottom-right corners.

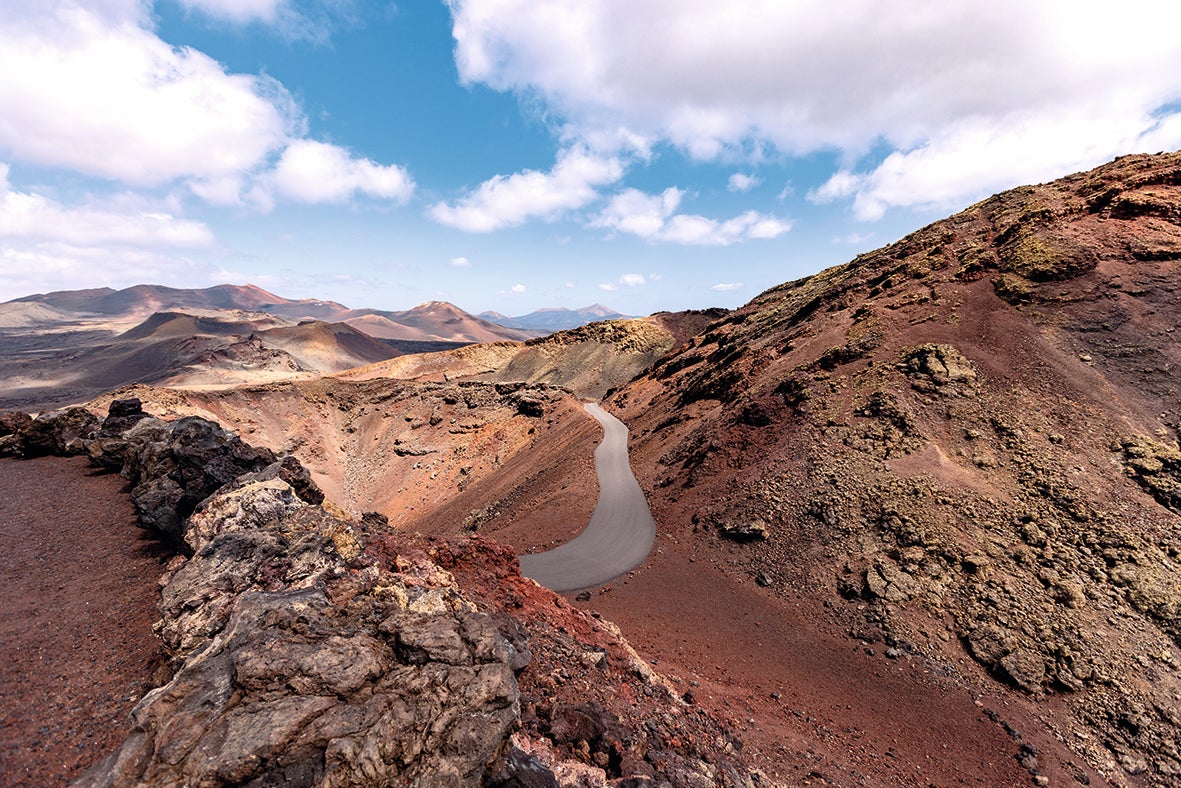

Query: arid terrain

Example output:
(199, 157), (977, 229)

(0, 286), (538, 411)
(1, 152), (1180, 785)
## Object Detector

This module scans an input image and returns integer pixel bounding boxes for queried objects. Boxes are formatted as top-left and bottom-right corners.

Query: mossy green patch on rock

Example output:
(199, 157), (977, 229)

(998, 226), (1098, 282)
(1120, 436), (1181, 513)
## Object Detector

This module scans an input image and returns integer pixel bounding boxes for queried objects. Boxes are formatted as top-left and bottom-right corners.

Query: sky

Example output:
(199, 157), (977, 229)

(2, 1), (1181, 317)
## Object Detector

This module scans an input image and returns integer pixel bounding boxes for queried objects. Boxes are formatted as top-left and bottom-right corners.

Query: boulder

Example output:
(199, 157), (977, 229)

(5, 407), (101, 457)
(97, 397), (151, 436)
(900, 344), (978, 391)
(80, 586), (519, 787)
(79, 476), (521, 787)
(717, 518), (769, 541)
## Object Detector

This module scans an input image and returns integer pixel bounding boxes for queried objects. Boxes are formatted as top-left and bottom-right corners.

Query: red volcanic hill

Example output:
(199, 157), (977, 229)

(6, 285), (535, 343)
(0, 288), (537, 410)
(13, 283), (343, 318)
(342, 300), (538, 343)
(257, 320), (400, 372)
(601, 151), (1181, 785)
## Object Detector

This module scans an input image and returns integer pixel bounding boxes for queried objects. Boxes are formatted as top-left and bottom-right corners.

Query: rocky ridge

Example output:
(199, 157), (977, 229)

(0, 401), (758, 786)
(611, 152), (1181, 785)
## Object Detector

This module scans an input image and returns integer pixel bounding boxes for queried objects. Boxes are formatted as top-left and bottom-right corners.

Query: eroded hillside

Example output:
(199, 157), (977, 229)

(608, 152), (1181, 784)
(341, 311), (725, 399)
(91, 378), (601, 553)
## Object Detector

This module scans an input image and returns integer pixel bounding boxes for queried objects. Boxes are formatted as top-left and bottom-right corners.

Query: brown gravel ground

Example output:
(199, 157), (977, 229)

(0, 457), (168, 786)
(579, 537), (1045, 787)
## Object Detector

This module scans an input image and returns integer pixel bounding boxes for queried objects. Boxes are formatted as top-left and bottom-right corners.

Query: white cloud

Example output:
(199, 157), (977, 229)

(430, 146), (623, 232)
(599, 273), (645, 291)
(447, 0), (1181, 218)
(808, 171), (863, 204)
(728, 173), (760, 192)
(593, 187), (790, 246)
(819, 108), (1181, 220)
(511, 283), (526, 293)
(0, 243), (204, 302)
(0, 3), (413, 210)
(271, 140), (415, 204)
(712, 282), (744, 292)
(451, 256), (472, 267)
(0, 162), (218, 301)
(0, 3), (299, 188)
(0, 164), (214, 248)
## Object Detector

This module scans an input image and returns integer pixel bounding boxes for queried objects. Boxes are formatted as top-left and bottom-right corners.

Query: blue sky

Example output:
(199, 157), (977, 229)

(2, 1), (1181, 316)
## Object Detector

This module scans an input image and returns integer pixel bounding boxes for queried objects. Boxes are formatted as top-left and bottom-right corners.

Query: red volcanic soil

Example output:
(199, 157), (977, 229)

(578, 540), (1052, 786)
(0, 457), (168, 786)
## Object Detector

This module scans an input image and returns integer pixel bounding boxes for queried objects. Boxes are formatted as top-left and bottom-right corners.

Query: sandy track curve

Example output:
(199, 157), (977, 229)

(519, 403), (656, 592)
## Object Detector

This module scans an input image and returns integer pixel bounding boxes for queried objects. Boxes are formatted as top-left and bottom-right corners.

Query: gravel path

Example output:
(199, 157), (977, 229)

(0, 457), (167, 786)
(519, 403), (655, 591)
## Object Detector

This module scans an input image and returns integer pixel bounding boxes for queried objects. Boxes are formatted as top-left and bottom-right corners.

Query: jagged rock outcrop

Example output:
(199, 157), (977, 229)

(3, 399), (759, 786)
(52, 401), (520, 785)
(0, 406), (100, 458)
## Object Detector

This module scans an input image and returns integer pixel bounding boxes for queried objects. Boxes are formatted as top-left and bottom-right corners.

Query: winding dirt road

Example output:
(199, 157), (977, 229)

(519, 403), (655, 592)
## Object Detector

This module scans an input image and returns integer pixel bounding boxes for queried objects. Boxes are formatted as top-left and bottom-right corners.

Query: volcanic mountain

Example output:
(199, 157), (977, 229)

(595, 151), (1181, 785)
(4, 152), (1181, 785)
(340, 300), (535, 344)
(11, 283), (341, 318)
(0, 287), (539, 410)
(4, 284), (535, 343)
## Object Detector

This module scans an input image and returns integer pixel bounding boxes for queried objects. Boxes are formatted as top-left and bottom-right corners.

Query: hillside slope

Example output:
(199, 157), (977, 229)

(89, 379), (602, 554)
(340, 311), (725, 399)
(607, 152), (1181, 784)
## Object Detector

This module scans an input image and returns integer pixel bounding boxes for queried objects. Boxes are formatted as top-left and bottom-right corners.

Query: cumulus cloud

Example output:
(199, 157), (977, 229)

(728, 173), (760, 192)
(451, 256), (472, 267)
(0, 3), (298, 187)
(510, 283), (526, 293)
(430, 147), (623, 232)
(271, 140), (415, 204)
(446, 0), (1181, 217)
(593, 187), (790, 246)
(711, 282), (744, 292)
(0, 164), (214, 248)
(0, 2), (412, 209)
(599, 273), (645, 291)
(814, 107), (1181, 220)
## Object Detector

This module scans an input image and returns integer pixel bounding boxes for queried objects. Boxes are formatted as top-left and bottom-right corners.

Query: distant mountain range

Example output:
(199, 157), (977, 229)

(0, 284), (641, 409)
(6, 285), (536, 344)
(478, 304), (630, 332)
